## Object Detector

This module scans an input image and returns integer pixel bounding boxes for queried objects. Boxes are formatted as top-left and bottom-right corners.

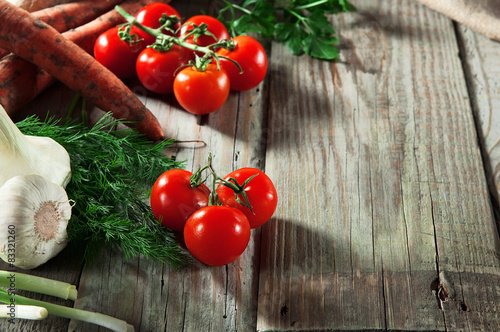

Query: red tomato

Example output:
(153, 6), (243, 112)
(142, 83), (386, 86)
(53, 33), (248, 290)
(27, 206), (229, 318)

(136, 45), (189, 94)
(216, 35), (267, 91)
(184, 206), (250, 266)
(217, 168), (277, 228)
(173, 64), (230, 114)
(135, 3), (182, 45)
(94, 26), (146, 79)
(150, 169), (210, 232)
(180, 15), (230, 58)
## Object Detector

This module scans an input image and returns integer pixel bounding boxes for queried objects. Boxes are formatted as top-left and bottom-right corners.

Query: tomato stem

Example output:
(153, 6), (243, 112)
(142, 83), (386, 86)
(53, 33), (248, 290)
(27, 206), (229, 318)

(115, 5), (243, 73)
(116, 23), (143, 44)
(190, 153), (257, 213)
(190, 164), (210, 188)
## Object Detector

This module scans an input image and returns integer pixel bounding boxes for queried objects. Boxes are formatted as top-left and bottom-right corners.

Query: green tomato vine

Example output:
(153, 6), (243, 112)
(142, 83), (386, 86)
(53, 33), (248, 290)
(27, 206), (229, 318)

(115, 6), (242, 72)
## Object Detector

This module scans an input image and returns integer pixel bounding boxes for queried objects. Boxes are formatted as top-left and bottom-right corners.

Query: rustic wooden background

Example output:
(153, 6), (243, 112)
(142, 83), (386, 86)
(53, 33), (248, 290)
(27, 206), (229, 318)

(1, 0), (500, 331)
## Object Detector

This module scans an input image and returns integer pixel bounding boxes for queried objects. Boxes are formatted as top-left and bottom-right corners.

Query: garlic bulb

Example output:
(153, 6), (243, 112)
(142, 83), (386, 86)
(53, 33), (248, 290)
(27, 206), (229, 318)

(0, 105), (71, 189)
(0, 175), (72, 269)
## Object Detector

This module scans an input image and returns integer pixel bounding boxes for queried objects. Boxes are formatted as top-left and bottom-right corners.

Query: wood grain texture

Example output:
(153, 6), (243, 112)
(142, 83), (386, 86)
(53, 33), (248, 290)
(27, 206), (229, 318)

(1, 0), (500, 331)
(455, 24), (500, 211)
(257, 0), (500, 330)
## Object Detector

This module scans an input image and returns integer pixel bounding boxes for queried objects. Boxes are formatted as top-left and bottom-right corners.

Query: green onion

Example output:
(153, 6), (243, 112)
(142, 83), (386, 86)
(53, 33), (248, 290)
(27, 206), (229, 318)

(0, 271), (77, 301)
(0, 305), (48, 320)
(0, 289), (133, 331)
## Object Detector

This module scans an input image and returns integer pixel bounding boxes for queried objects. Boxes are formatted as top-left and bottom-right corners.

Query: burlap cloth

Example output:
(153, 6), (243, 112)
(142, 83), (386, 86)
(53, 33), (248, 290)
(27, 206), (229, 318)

(417, 0), (500, 41)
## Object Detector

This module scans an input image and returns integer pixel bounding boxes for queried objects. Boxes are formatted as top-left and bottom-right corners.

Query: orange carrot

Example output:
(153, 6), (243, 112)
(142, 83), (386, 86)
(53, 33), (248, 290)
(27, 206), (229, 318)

(31, 0), (127, 32)
(0, 0), (165, 140)
(0, 0), (145, 115)
(0, 0), (126, 59)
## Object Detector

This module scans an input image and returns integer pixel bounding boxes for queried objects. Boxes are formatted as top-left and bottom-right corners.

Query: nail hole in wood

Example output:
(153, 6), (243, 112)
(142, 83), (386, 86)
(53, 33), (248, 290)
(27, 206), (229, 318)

(437, 284), (449, 302)
(460, 301), (469, 312)
(280, 305), (288, 316)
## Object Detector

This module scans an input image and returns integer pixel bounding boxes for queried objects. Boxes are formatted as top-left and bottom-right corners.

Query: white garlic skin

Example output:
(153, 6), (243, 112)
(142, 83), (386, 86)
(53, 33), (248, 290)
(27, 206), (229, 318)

(0, 134), (72, 189)
(0, 175), (72, 269)
(0, 105), (71, 189)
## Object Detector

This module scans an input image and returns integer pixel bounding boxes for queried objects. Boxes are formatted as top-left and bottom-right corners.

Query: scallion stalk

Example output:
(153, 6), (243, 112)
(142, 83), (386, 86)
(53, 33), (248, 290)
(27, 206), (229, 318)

(0, 270), (77, 300)
(0, 304), (48, 320)
(0, 289), (134, 332)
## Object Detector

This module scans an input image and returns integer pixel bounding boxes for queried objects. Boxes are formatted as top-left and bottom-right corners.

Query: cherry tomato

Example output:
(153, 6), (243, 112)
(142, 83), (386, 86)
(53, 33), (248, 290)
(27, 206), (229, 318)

(216, 35), (267, 91)
(150, 169), (210, 232)
(136, 45), (189, 94)
(184, 206), (250, 266)
(217, 168), (277, 229)
(173, 64), (230, 114)
(135, 3), (182, 45)
(180, 15), (230, 58)
(94, 26), (146, 79)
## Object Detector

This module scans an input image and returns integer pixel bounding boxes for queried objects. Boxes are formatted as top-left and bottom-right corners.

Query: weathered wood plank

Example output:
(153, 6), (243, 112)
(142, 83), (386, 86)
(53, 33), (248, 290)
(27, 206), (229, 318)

(3, 0), (500, 331)
(257, 0), (500, 331)
(455, 23), (500, 216)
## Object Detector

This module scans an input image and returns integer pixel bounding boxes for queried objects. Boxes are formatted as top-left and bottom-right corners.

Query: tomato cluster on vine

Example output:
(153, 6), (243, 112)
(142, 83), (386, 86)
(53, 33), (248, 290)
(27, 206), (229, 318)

(150, 155), (278, 266)
(94, 3), (268, 115)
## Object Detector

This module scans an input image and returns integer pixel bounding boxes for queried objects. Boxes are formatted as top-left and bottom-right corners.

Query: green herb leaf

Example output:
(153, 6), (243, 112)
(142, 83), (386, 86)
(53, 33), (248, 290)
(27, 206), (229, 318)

(302, 33), (339, 59)
(217, 0), (355, 60)
(16, 114), (190, 269)
(219, 0), (276, 38)
(275, 22), (307, 56)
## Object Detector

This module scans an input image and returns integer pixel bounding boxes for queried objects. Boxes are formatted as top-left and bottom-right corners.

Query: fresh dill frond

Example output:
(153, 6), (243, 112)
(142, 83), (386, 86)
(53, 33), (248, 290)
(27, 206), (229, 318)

(17, 114), (190, 269)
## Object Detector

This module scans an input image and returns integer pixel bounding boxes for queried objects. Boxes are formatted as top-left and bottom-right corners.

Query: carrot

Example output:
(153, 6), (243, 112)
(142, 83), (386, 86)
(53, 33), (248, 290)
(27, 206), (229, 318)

(0, 0), (127, 59)
(63, 1), (146, 54)
(30, 0), (128, 33)
(0, 0), (146, 115)
(10, 0), (75, 12)
(0, 0), (165, 140)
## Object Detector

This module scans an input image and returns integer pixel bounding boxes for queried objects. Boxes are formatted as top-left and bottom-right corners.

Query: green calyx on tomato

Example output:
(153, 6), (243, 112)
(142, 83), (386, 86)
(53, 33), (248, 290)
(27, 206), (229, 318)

(217, 167), (277, 229)
(115, 5), (242, 73)
(189, 153), (257, 212)
(116, 23), (143, 44)
(180, 22), (218, 47)
(94, 25), (147, 79)
(188, 154), (278, 229)
(134, 3), (182, 45)
(217, 174), (258, 213)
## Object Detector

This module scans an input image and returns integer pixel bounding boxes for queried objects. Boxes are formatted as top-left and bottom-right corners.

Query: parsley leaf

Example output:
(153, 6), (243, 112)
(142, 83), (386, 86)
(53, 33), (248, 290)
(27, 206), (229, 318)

(217, 0), (355, 60)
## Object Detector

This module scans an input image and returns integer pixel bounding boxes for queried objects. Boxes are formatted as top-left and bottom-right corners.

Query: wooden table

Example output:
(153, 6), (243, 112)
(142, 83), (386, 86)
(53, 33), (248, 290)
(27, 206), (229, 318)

(1, 0), (500, 331)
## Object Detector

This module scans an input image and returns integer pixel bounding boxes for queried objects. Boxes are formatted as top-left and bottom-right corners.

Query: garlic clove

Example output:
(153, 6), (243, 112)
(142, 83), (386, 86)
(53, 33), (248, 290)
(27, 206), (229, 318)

(0, 175), (72, 269)
(24, 135), (72, 188)
(0, 105), (71, 189)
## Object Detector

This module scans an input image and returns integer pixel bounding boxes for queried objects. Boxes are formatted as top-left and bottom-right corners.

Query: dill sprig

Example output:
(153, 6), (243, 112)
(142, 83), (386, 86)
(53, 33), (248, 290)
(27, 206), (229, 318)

(16, 114), (190, 269)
